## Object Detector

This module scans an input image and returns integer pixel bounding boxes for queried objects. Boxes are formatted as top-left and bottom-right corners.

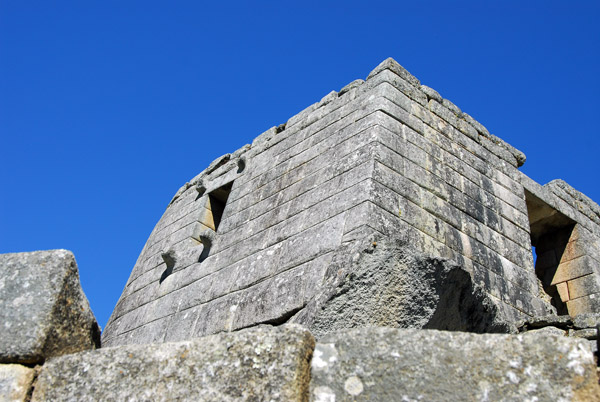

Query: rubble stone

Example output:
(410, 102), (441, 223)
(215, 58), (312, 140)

(0, 250), (100, 364)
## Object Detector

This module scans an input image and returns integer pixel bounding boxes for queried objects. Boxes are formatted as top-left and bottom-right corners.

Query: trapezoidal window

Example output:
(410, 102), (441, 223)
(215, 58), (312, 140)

(525, 189), (576, 315)
(201, 181), (233, 233)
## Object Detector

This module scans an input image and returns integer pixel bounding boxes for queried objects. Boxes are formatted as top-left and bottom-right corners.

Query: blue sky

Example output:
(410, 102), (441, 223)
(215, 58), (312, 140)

(1, 1), (599, 329)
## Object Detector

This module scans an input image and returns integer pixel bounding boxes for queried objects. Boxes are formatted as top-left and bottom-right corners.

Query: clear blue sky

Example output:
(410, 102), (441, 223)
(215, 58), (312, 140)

(1, 1), (599, 330)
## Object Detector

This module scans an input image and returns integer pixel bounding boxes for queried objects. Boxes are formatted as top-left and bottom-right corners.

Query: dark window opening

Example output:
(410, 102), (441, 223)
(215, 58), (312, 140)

(207, 182), (233, 232)
(525, 189), (576, 315)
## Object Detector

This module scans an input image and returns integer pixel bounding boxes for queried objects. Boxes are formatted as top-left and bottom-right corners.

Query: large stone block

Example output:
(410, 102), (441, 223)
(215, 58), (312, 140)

(0, 364), (36, 402)
(292, 240), (516, 337)
(311, 327), (599, 401)
(32, 324), (314, 402)
(0, 250), (100, 364)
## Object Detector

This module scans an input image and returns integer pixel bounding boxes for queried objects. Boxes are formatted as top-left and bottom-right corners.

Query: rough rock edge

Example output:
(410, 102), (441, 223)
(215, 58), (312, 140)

(0, 250), (101, 365)
(546, 179), (600, 225)
(518, 313), (600, 332)
(290, 238), (517, 338)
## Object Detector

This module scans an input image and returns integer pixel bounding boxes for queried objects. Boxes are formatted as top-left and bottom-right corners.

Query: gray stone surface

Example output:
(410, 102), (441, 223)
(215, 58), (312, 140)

(293, 240), (514, 337)
(524, 326), (567, 337)
(0, 250), (100, 364)
(518, 314), (574, 330)
(32, 324), (314, 402)
(103, 56), (600, 347)
(311, 327), (600, 402)
(0, 365), (35, 402)
(574, 313), (600, 329)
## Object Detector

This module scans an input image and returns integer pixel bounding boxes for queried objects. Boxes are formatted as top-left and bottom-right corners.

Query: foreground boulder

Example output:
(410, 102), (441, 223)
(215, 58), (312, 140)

(32, 324), (314, 402)
(0, 250), (100, 364)
(311, 327), (599, 401)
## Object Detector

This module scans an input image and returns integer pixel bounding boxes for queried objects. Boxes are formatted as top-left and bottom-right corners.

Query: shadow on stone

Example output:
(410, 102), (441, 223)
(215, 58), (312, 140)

(307, 240), (510, 338)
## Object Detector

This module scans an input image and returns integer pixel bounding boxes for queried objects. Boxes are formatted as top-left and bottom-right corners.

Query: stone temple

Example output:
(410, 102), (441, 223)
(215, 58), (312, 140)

(3, 57), (600, 401)
(102, 57), (600, 347)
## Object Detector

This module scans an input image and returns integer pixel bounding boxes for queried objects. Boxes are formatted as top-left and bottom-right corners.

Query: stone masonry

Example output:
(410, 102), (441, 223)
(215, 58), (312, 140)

(2, 58), (600, 401)
(102, 58), (600, 347)
(1, 250), (599, 401)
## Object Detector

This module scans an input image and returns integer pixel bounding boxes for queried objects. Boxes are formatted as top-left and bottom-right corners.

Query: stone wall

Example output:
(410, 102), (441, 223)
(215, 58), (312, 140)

(0, 251), (597, 402)
(102, 58), (600, 346)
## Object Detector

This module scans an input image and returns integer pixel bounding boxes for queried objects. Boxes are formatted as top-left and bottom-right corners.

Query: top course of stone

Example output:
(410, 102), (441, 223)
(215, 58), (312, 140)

(168, 57), (527, 207)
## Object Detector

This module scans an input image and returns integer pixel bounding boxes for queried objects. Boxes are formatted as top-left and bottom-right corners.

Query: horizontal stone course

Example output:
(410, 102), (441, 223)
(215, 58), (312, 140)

(568, 273), (600, 300)
(220, 130), (380, 240)
(227, 111), (382, 215)
(105, 210), (352, 338)
(377, 96), (528, 216)
(373, 146), (533, 270)
(235, 83), (389, 191)
(354, 201), (541, 318)
(568, 294), (600, 316)
(369, 179), (539, 299)
(377, 79), (521, 177)
(550, 255), (599, 285)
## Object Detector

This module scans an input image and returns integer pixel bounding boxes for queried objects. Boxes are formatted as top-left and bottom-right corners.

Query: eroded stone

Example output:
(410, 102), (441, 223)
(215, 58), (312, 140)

(0, 250), (100, 364)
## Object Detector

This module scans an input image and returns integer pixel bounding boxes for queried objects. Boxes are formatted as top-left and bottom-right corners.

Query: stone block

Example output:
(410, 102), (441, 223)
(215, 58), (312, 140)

(32, 325), (314, 402)
(0, 250), (100, 364)
(568, 293), (600, 316)
(573, 313), (600, 329)
(0, 364), (35, 402)
(556, 281), (570, 301)
(568, 273), (600, 300)
(311, 327), (599, 402)
(560, 240), (588, 264)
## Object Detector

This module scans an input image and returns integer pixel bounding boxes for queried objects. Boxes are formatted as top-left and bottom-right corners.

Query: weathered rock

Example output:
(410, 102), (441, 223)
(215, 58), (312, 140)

(573, 313), (600, 329)
(0, 250), (100, 364)
(311, 327), (600, 402)
(0, 364), (36, 402)
(517, 314), (575, 332)
(294, 240), (513, 337)
(32, 324), (314, 402)
(524, 326), (567, 337)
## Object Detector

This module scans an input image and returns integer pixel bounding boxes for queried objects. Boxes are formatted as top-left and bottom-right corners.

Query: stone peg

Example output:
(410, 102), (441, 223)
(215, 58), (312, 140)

(0, 250), (100, 364)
